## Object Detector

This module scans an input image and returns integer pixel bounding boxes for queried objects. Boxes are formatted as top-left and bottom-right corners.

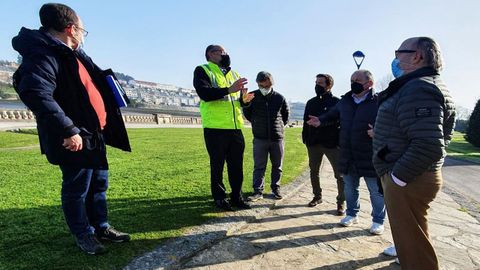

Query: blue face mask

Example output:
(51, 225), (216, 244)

(391, 58), (404, 78)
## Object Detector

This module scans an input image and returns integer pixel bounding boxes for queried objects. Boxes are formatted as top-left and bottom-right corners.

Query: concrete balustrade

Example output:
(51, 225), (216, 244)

(0, 109), (202, 125)
(0, 109), (306, 126)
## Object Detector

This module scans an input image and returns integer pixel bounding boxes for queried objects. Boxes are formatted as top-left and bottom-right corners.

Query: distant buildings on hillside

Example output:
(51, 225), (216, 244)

(0, 60), (307, 119)
(0, 61), (19, 85)
(120, 79), (200, 107)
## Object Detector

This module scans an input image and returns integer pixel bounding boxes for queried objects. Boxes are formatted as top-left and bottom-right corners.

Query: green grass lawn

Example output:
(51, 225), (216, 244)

(0, 85), (19, 99)
(446, 132), (480, 164)
(0, 128), (307, 269)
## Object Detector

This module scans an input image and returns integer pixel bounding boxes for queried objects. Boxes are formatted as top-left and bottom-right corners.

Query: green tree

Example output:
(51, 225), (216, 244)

(465, 99), (480, 147)
(455, 119), (469, 133)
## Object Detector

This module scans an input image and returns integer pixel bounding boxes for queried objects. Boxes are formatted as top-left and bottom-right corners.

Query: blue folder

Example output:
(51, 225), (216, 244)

(106, 75), (128, 107)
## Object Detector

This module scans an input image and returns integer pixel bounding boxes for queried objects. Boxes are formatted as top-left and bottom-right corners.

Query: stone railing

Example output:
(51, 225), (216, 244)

(0, 109), (307, 127)
(0, 110), (35, 121)
(0, 109), (202, 125)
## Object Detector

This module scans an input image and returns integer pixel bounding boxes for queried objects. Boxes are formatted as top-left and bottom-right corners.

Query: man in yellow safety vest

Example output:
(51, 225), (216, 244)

(193, 44), (254, 211)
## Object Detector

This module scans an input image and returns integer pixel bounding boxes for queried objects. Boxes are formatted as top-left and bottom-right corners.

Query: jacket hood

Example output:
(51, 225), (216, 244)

(12, 27), (66, 57)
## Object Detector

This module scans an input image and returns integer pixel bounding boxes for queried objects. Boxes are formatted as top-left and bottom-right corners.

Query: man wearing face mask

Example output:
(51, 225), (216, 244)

(12, 3), (131, 255)
(193, 45), (253, 211)
(242, 71), (290, 201)
(307, 70), (385, 235)
(373, 37), (455, 269)
(301, 74), (345, 215)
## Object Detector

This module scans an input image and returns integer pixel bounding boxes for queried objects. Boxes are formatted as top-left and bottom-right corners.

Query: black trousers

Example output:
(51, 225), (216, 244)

(203, 128), (245, 201)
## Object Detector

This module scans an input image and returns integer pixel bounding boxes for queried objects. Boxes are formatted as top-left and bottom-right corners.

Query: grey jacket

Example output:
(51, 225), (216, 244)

(372, 67), (456, 183)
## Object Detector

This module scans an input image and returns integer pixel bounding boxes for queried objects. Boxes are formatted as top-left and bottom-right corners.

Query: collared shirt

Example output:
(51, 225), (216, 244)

(352, 92), (369, 104)
(44, 32), (71, 50)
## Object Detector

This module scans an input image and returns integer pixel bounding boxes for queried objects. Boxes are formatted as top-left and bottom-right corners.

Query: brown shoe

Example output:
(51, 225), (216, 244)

(336, 203), (346, 216)
(308, 197), (322, 207)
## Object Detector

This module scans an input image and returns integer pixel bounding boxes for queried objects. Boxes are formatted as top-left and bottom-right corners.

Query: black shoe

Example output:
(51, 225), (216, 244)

(76, 233), (107, 255)
(247, 192), (263, 202)
(96, 226), (131, 243)
(336, 203), (346, 216)
(308, 197), (322, 207)
(272, 189), (282, 200)
(231, 198), (252, 209)
(215, 199), (233, 211)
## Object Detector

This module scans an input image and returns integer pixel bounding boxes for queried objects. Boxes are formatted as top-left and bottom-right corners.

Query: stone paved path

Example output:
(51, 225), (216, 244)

(126, 161), (480, 270)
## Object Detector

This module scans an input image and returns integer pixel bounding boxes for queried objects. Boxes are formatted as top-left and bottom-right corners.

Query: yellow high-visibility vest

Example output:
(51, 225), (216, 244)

(199, 61), (243, 129)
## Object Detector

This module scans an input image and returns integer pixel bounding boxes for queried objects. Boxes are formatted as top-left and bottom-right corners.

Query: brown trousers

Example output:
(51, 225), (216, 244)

(381, 170), (442, 270)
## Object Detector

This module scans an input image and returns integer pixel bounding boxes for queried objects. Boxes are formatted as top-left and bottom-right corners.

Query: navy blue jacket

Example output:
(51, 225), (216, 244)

(12, 27), (130, 168)
(319, 89), (378, 177)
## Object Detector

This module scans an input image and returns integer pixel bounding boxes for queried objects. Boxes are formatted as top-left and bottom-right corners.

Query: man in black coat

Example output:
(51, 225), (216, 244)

(373, 37), (455, 269)
(302, 74), (345, 215)
(307, 70), (385, 235)
(243, 71), (289, 201)
(12, 3), (131, 255)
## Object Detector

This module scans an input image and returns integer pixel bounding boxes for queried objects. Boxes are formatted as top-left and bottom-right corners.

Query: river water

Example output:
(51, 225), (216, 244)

(0, 100), (27, 110)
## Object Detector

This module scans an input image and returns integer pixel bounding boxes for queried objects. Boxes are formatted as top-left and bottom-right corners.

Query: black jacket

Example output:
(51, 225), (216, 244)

(373, 67), (456, 182)
(12, 27), (130, 168)
(193, 66), (230, 102)
(302, 92), (340, 148)
(243, 90), (289, 140)
(320, 89), (378, 177)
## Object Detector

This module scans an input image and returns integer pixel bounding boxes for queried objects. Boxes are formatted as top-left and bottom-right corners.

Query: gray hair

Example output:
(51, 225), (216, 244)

(415, 37), (443, 71)
(358, 69), (374, 83)
(256, 71), (274, 84)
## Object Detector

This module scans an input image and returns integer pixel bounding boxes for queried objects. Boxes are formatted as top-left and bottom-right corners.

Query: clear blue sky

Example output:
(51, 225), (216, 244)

(1, 0), (478, 109)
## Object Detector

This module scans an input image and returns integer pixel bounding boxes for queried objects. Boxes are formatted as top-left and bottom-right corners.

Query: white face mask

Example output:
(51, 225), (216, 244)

(72, 26), (86, 51)
(73, 34), (85, 51)
(259, 87), (272, 96)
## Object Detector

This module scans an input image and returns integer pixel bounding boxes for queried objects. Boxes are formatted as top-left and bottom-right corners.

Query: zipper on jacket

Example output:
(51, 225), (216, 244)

(224, 70), (238, 130)
(230, 96), (237, 130)
(266, 98), (271, 140)
(73, 55), (101, 131)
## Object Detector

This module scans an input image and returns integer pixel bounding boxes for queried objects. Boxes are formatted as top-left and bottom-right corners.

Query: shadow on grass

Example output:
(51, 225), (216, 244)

(0, 195), (245, 269)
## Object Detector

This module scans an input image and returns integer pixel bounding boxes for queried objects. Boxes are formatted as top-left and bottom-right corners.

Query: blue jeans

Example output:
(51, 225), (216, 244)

(343, 174), (385, 224)
(60, 166), (110, 237)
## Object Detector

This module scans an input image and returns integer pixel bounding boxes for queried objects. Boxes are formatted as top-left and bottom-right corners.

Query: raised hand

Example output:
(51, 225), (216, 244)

(228, 78), (248, 93)
(242, 89), (255, 103)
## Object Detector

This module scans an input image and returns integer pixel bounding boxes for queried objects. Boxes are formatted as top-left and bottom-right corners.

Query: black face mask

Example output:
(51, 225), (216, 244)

(351, 82), (365, 94)
(315, 85), (326, 96)
(219, 54), (231, 69)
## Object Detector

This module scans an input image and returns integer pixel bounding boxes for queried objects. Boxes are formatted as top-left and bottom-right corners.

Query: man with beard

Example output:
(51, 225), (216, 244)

(302, 74), (345, 215)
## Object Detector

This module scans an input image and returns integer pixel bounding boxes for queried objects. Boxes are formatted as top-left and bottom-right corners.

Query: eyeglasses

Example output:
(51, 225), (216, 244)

(73, 25), (89, 37)
(395, 49), (416, 54)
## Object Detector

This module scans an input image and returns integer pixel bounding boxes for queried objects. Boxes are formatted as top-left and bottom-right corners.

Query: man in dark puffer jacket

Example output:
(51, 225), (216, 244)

(307, 70), (385, 235)
(243, 71), (290, 201)
(373, 37), (455, 269)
